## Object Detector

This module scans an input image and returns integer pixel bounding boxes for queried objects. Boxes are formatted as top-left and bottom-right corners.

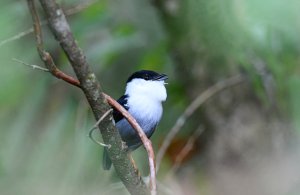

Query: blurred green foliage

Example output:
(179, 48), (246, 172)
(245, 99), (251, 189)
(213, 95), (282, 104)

(1, 0), (300, 194)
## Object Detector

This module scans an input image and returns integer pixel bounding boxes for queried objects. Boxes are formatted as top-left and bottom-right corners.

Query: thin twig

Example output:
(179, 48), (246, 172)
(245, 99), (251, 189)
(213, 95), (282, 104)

(105, 93), (157, 194)
(13, 58), (80, 87)
(156, 74), (246, 172)
(13, 58), (49, 72)
(0, 0), (98, 48)
(0, 28), (34, 47)
(88, 109), (113, 148)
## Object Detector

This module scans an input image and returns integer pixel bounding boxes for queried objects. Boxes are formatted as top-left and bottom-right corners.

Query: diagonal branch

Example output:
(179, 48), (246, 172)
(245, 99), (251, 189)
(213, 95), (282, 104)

(27, 0), (153, 194)
(156, 74), (246, 172)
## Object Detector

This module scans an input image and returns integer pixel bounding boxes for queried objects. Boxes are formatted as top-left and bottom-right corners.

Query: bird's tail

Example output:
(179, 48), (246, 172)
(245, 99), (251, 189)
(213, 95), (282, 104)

(102, 148), (112, 170)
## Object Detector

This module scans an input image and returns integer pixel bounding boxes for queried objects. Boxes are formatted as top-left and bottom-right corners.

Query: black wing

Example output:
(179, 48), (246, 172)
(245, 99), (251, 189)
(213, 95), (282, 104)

(113, 94), (129, 123)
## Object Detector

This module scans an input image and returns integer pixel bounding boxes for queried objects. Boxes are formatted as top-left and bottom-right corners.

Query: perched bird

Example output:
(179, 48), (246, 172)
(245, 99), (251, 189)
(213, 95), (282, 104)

(103, 70), (168, 170)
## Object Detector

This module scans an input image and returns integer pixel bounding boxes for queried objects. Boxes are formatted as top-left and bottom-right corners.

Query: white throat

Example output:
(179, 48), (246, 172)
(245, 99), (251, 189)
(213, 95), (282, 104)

(125, 78), (167, 103)
(124, 78), (167, 126)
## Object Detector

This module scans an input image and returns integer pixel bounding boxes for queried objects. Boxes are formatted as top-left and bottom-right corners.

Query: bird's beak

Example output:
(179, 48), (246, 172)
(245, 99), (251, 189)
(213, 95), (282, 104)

(154, 74), (168, 81)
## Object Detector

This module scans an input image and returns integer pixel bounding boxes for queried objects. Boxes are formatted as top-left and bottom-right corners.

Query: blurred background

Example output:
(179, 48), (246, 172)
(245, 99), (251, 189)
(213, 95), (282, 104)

(1, 0), (300, 194)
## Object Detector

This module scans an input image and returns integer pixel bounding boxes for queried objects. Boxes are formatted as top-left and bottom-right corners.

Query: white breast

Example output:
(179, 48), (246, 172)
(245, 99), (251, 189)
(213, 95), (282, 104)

(128, 95), (163, 128)
(125, 78), (167, 134)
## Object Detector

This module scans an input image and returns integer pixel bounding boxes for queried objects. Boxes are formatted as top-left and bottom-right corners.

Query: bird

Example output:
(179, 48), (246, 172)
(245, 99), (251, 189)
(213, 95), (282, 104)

(103, 70), (168, 170)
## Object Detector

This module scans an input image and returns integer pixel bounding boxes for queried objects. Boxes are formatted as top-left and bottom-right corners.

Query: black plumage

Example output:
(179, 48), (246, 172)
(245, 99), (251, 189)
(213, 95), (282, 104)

(112, 94), (129, 123)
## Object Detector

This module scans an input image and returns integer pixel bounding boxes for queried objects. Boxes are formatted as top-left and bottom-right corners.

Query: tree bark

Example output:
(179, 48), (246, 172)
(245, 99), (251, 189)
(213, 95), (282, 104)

(27, 0), (150, 194)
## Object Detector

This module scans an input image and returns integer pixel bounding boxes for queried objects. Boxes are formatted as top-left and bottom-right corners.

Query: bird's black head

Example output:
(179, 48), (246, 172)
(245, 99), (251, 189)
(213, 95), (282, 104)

(126, 70), (168, 83)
